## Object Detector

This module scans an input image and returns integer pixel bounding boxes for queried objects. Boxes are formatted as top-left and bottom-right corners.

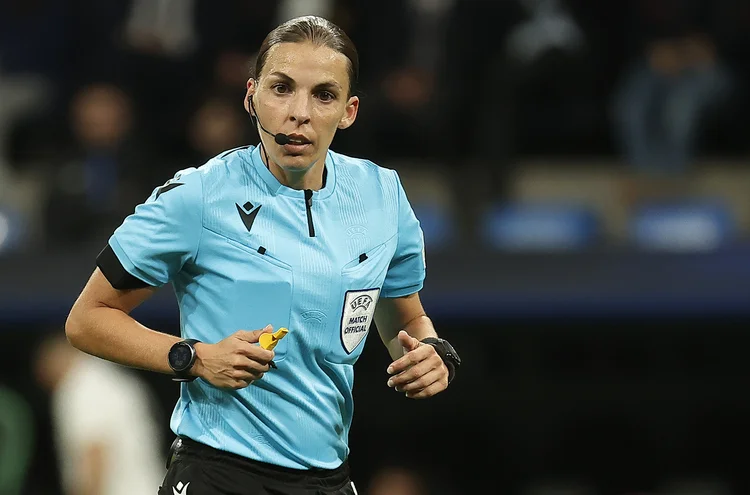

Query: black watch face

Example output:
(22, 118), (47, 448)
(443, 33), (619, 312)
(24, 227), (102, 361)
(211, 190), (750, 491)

(444, 342), (461, 365)
(169, 343), (193, 372)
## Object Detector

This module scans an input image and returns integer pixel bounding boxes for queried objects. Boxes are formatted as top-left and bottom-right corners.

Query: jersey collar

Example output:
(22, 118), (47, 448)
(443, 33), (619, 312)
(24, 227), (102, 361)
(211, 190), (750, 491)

(248, 145), (336, 200)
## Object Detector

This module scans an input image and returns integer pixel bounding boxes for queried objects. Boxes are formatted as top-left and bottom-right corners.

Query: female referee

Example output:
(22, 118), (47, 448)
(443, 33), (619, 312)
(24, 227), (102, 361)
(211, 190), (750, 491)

(66, 15), (461, 495)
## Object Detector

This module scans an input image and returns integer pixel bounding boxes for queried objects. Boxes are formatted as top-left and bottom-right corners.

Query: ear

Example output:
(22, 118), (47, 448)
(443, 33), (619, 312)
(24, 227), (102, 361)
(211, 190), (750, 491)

(338, 95), (360, 130)
(244, 78), (257, 113)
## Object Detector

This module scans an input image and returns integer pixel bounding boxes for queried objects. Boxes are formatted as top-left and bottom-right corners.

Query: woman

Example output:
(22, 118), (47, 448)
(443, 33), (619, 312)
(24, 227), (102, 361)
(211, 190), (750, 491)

(66, 15), (461, 495)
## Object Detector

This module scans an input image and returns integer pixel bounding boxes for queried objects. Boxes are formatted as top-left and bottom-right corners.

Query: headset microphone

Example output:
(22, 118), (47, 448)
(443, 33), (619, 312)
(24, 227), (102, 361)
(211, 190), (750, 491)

(273, 133), (291, 146)
(248, 96), (294, 146)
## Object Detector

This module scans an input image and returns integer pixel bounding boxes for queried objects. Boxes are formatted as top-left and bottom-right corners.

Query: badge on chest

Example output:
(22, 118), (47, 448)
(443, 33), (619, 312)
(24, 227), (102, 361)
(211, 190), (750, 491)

(340, 288), (380, 354)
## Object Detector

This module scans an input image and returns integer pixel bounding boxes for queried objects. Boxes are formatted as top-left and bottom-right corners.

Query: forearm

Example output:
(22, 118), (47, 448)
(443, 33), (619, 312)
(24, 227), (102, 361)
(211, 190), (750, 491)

(385, 314), (437, 360)
(65, 305), (179, 374)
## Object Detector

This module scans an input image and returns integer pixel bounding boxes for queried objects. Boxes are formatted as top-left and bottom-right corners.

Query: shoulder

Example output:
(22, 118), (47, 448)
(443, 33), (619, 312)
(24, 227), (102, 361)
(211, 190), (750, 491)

(191, 145), (257, 198)
(191, 145), (254, 183)
(156, 145), (255, 203)
(150, 164), (203, 205)
(204, 145), (254, 174)
(329, 149), (401, 194)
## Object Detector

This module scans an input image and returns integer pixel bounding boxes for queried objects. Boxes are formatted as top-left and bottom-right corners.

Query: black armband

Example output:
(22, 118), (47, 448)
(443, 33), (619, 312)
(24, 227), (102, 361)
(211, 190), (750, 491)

(96, 244), (151, 290)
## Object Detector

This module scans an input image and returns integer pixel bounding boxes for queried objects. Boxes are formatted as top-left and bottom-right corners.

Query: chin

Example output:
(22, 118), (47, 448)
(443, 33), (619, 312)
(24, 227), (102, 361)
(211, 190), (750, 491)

(277, 154), (319, 172)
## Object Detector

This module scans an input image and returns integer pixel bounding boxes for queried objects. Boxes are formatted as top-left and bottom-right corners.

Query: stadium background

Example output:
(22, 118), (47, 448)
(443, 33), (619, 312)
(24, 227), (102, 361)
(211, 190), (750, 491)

(2, 0), (750, 494)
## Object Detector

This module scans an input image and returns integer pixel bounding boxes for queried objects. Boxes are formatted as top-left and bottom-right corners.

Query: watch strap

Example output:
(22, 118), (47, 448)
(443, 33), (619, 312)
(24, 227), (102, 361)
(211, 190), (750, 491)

(420, 337), (460, 383)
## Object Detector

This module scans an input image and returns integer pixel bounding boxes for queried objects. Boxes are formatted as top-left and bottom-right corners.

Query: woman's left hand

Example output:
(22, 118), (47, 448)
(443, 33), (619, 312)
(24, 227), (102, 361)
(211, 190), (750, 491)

(386, 331), (449, 399)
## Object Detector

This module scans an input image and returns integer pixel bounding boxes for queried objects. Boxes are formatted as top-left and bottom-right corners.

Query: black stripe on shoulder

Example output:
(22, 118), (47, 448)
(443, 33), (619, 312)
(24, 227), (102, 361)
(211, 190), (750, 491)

(96, 244), (152, 290)
(219, 145), (251, 159)
(155, 182), (184, 199)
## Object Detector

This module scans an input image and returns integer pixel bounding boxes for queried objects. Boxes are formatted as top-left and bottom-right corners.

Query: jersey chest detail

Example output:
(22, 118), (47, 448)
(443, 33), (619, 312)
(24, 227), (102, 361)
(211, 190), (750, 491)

(196, 188), (397, 362)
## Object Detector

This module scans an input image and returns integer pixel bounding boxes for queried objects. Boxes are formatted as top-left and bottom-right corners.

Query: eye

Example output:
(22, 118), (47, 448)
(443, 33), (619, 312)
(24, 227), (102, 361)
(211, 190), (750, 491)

(316, 91), (336, 102)
(272, 83), (290, 94)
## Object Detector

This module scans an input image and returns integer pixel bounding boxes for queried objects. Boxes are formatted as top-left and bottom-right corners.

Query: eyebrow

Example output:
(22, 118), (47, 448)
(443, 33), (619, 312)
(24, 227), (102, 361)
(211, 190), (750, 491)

(267, 71), (343, 93)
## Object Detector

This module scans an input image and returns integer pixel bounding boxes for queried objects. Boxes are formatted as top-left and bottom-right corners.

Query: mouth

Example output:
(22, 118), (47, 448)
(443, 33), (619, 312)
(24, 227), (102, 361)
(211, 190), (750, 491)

(285, 134), (312, 146)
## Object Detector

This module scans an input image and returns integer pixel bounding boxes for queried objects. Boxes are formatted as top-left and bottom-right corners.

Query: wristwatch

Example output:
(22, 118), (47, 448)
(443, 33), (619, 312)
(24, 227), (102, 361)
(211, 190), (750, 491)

(168, 339), (201, 382)
(420, 337), (461, 384)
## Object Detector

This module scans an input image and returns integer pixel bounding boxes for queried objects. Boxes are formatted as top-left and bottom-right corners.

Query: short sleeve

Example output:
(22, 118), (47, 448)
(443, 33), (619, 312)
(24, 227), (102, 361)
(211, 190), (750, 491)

(107, 168), (203, 287)
(381, 171), (426, 298)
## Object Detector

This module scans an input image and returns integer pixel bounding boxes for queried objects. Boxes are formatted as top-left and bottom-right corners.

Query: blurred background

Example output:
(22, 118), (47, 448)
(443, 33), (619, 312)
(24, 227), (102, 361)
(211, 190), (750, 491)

(2, 0), (750, 494)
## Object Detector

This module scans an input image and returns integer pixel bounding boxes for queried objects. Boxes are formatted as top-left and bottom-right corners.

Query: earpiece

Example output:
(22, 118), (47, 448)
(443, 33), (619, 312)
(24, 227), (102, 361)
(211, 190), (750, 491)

(246, 95), (257, 125)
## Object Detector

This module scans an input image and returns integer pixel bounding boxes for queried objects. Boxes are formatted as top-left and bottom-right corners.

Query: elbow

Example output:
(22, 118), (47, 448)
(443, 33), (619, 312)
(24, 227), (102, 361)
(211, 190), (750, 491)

(65, 304), (89, 350)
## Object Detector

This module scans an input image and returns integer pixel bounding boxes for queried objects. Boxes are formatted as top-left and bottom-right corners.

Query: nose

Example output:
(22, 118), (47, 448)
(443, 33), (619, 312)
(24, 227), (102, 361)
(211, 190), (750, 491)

(287, 93), (311, 125)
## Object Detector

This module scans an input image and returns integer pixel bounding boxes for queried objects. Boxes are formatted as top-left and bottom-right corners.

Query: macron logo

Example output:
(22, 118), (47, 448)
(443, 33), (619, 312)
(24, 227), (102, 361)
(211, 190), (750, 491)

(173, 481), (190, 495)
(236, 201), (262, 233)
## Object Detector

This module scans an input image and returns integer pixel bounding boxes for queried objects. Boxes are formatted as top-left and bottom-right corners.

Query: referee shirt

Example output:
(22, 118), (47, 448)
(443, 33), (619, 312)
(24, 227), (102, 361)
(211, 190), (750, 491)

(102, 145), (426, 469)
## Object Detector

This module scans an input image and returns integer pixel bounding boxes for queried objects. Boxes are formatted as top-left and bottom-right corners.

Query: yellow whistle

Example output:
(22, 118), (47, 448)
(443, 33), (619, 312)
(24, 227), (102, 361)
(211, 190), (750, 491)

(259, 327), (289, 351)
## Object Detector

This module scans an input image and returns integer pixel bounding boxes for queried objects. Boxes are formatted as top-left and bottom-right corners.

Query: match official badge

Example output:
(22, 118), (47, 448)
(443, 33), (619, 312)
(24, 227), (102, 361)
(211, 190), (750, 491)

(340, 288), (380, 354)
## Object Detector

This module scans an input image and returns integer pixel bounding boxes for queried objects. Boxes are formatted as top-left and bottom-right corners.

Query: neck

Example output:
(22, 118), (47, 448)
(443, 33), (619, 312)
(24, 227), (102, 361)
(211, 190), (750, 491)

(261, 146), (325, 191)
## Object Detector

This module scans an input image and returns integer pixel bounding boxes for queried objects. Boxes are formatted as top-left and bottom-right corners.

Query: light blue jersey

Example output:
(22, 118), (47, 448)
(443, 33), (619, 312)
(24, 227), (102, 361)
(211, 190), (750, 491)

(108, 145), (425, 469)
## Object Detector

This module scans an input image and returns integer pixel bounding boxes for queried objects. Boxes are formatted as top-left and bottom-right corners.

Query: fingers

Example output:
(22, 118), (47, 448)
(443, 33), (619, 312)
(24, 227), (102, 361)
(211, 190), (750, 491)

(386, 343), (448, 399)
(224, 359), (270, 390)
(389, 366), (448, 398)
(231, 353), (271, 374)
(387, 343), (433, 375)
(227, 376), (260, 390)
(234, 325), (273, 343)
(202, 327), (280, 389)
(405, 379), (448, 399)
(397, 330), (420, 352)
(388, 361), (445, 393)
(233, 327), (276, 364)
(235, 340), (275, 364)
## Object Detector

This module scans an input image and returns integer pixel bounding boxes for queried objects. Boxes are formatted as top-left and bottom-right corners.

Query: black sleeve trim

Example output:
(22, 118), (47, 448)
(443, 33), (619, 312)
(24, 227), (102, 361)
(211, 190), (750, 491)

(96, 244), (152, 290)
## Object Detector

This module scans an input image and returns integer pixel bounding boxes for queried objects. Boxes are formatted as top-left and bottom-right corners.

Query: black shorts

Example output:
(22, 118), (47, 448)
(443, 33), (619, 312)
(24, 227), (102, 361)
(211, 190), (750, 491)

(158, 436), (358, 495)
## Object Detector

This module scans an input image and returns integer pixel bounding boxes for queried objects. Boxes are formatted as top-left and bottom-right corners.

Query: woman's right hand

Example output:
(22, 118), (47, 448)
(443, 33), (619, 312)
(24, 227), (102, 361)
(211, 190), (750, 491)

(192, 325), (276, 389)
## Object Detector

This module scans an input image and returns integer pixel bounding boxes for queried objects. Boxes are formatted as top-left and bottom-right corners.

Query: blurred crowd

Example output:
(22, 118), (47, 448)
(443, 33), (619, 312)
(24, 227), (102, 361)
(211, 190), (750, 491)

(4, 3), (750, 494)
(1, 0), (749, 252)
